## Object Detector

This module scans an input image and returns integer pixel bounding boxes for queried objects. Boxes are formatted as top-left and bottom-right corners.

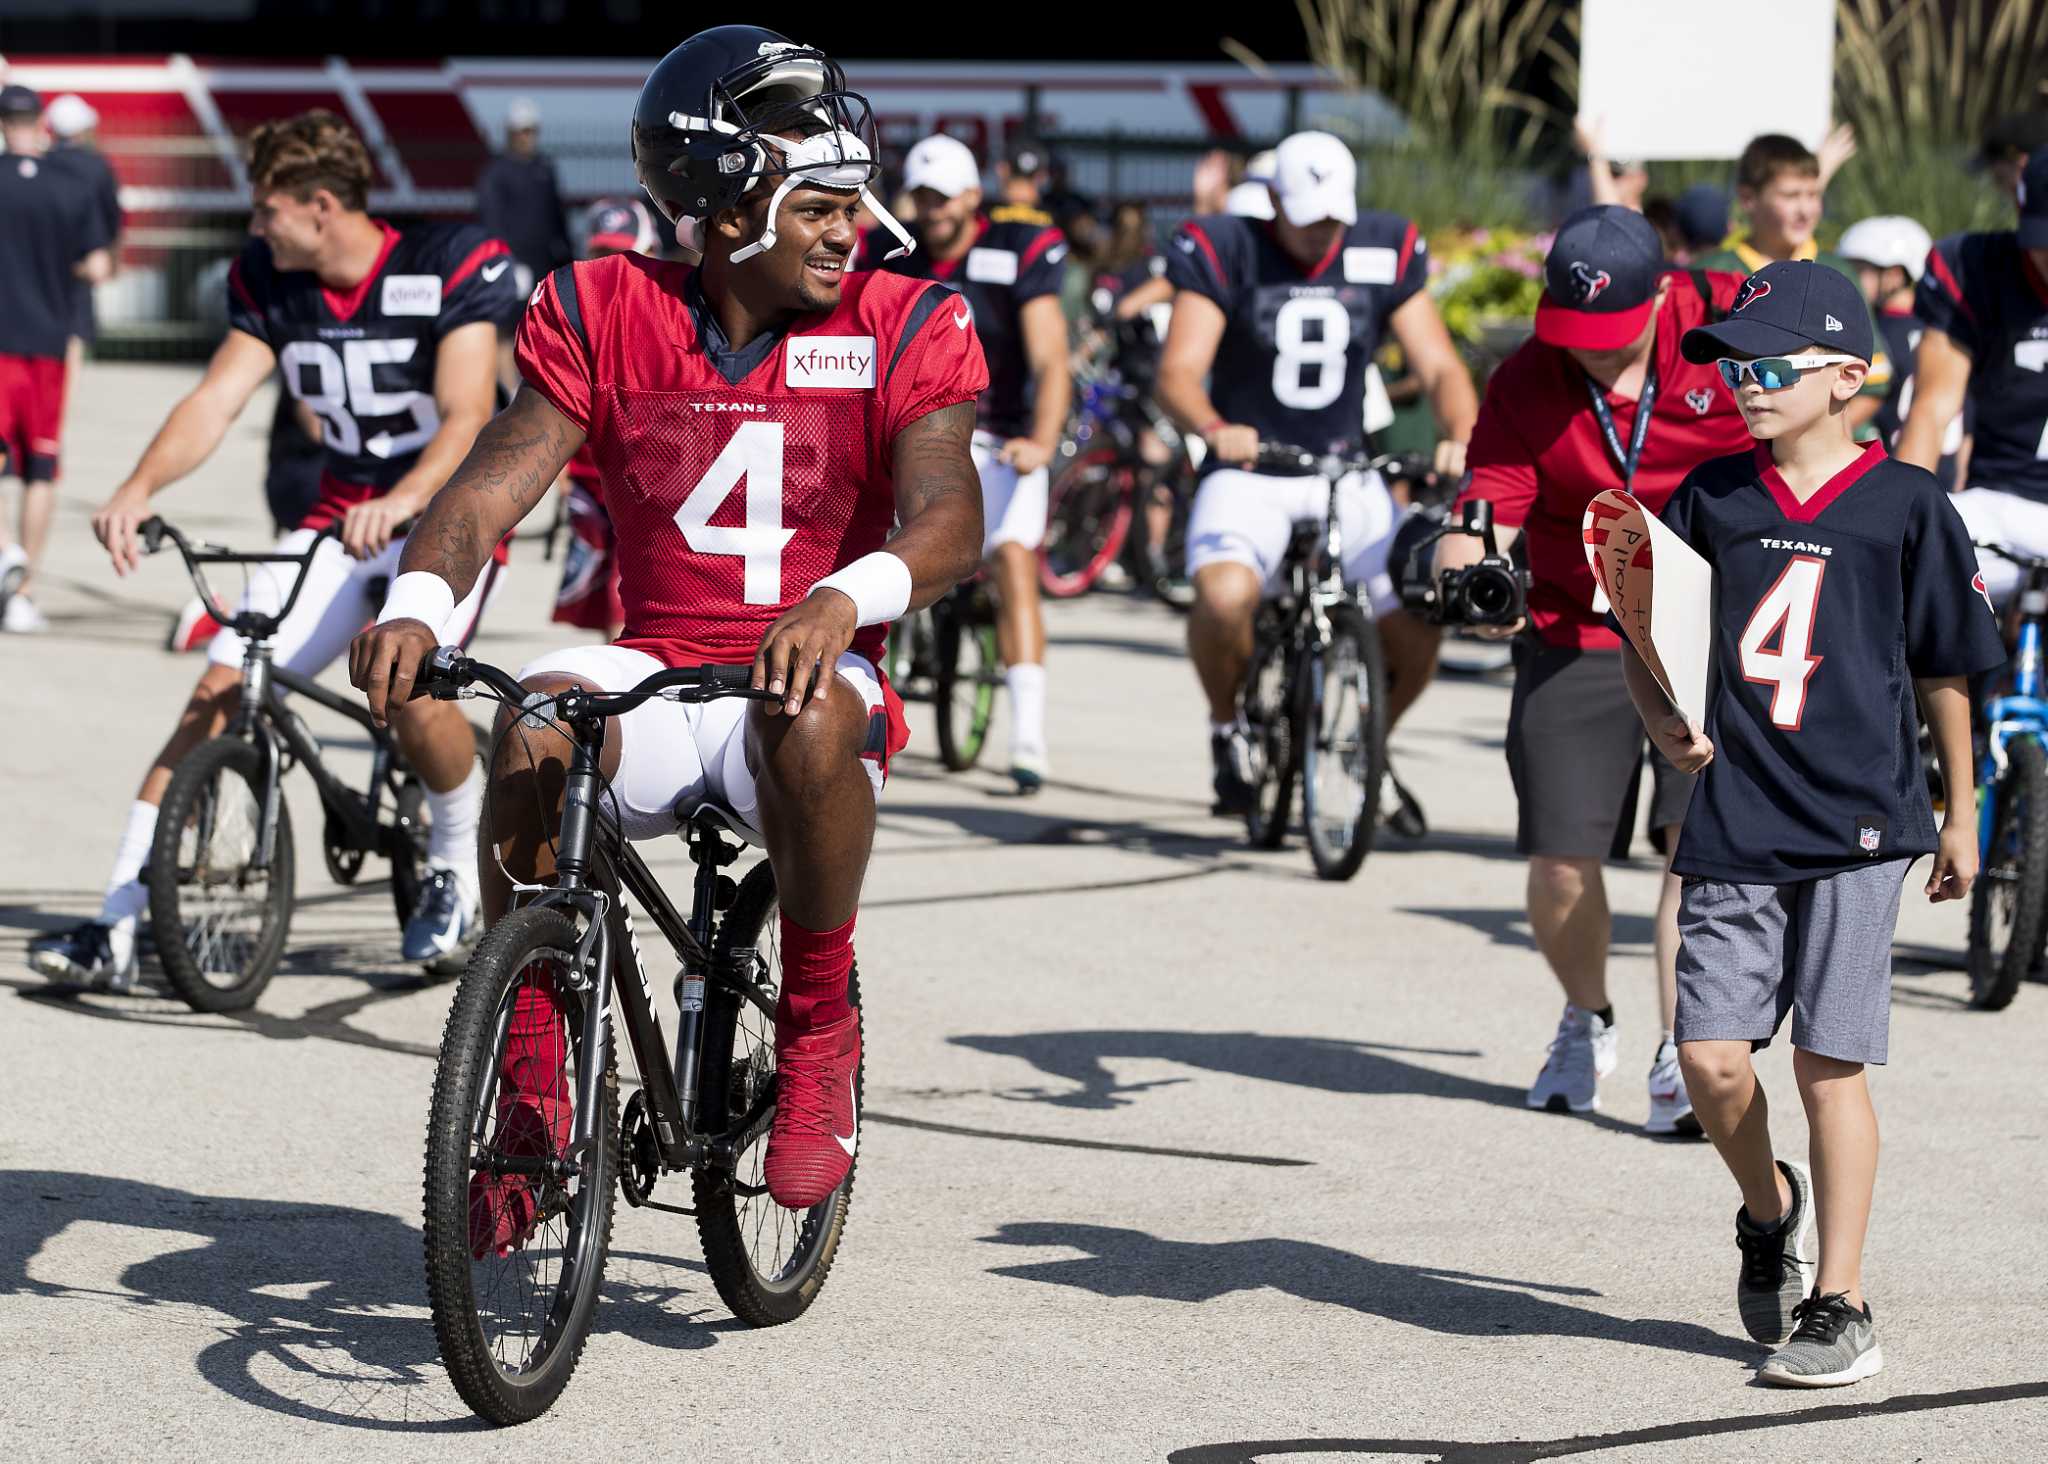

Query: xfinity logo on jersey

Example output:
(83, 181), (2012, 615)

(786, 336), (876, 389)
(1759, 537), (1834, 556)
(382, 275), (443, 317)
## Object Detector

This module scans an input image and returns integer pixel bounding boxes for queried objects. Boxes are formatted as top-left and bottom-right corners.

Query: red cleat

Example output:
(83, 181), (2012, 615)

(469, 984), (573, 1258)
(764, 1010), (860, 1210)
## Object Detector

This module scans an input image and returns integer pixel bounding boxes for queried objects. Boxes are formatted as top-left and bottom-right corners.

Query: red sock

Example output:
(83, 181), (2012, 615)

(503, 982), (567, 1104)
(778, 911), (855, 1033)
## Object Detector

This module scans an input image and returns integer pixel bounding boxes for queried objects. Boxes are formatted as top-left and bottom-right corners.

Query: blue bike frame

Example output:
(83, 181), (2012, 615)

(1979, 582), (2048, 858)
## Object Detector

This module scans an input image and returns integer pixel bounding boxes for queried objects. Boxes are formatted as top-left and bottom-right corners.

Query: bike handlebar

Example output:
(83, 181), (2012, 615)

(417, 648), (774, 720)
(1252, 441), (1435, 484)
(139, 516), (348, 640)
(1975, 540), (2048, 574)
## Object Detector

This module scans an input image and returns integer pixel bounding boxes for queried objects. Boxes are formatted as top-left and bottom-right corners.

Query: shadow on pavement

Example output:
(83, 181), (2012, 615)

(1, 1172), (727, 1430)
(1401, 904), (1656, 954)
(948, 1028), (1643, 1137)
(979, 1221), (1753, 1362)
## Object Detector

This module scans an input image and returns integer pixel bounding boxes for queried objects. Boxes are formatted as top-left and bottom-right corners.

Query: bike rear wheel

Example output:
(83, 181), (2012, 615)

(694, 862), (860, 1325)
(423, 907), (616, 1425)
(149, 734), (294, 1013)
(1302, 605), (1389, 882)
(1969, 736), (2048, 1011)
(933, 591), (1000, 772)
(1040, 447), (1135, 598)
(1244, 621), (1298, 849)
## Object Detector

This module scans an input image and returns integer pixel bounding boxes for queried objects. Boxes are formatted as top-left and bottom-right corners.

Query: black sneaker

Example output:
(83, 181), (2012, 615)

(28, 921), (138, 993)
(1734, 1159), (1813, 1344)
(1759, 1291), (1883, 1387)
(1379, 768), (1428, 839)
(1211, 730), (1256, 816)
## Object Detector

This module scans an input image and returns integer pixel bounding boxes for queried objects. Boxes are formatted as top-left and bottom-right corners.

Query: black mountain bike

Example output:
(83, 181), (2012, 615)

(1238, 445), (1416, 882)
(413, 649), (858, 1426)
(139, 517), (471, 1012)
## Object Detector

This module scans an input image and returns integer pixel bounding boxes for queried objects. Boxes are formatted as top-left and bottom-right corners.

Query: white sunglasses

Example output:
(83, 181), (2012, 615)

(1715, 353), (1861, 390)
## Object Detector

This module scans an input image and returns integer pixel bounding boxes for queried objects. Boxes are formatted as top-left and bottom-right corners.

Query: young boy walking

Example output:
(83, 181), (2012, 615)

(1621, 260), (2005, 1386)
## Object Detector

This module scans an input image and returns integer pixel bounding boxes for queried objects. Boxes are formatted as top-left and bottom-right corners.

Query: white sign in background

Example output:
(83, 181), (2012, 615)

(1578, 0), (1836, 161)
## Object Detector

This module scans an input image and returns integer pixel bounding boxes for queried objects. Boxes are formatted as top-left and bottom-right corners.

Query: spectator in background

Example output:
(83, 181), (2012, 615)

(993, 135), (1053, 224)
(0, 83), (115, 633)
(475, 97), (568, 384)
(1573, 118), (1649, 216)
(1976, 111), (2048, 204)
(1694, 133), (1889, 434)
(43, 94), (123, 395)
(1670, 183), (1731, 262)
(1837, 215), (1969, 490)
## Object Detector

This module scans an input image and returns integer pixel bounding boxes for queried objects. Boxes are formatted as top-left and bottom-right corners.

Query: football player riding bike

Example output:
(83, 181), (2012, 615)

(29, 110), (513, 990)
(348, 26), (986, 1226)
(1154, 131), (1478, 819)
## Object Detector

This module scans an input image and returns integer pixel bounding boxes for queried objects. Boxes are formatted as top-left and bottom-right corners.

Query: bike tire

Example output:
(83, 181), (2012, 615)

(1302, 605), (1389, 882)
(1039, 447), (1135, 598)
(1244, 623), (1298, 850)
(933, 594), (999, 772)
(149, 735), (295, 1013)
(694, 861), (860, 1326)
(423, 907), (616, 1425)
(1969, 736), (2048, 1011)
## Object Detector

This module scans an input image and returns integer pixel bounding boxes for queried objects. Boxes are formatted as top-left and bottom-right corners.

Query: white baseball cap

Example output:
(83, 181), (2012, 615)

(506, 97), (541, 131)
(46, 94), (98, 139)
(1270, 130), (1357, 227)
(1836, 215), (1934, 282)
(902, 133), (982, 198)
(1225, 179), (1275, 220)
(1244, 149), (1279, 183)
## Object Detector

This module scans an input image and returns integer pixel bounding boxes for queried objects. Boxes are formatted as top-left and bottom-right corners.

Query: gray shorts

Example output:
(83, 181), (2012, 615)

(1674, 861), (1910, 1065)
(1506, 637), (1695, 860)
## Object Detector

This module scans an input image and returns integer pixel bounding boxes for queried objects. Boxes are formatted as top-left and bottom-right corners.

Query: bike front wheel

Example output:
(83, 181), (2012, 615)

(1301, 604), (1389, 882)
(1244, 623), (1298, 849)
(149, 734), (295, 1012)
(694, 861), (860, 1326)
(1969, 736), (2048, 1011)
(423, 907), (616, 1425)
(1039, 446), (1135, 598)
(933, 592), (1000, 772)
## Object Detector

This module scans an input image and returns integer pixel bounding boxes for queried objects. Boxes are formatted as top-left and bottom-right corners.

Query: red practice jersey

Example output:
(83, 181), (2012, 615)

(517, 256), (987, 666)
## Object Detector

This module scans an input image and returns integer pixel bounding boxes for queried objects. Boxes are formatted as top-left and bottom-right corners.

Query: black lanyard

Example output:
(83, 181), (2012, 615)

(1583, 360), (1659, 487)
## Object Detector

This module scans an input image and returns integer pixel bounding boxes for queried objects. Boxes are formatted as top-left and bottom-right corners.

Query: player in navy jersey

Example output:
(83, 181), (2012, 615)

(348, 28), (986, 1236)
(1628, 260), (2001, 1387)
(28, 111), (514, 990)
(1898, 149), (2048, 599)
(1836, 216), (1973, 492)
(865, 132), (1071, 791)
(1155, 130), (1478, 818)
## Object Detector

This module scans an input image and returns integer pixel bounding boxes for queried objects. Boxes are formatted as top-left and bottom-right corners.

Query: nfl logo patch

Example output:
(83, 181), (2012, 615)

(1859, 825), (1882, 852)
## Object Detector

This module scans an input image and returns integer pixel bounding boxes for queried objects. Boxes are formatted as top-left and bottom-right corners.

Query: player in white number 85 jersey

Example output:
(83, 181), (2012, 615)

(1155, 131), (1479, 819)
(28, 111), (515, 990)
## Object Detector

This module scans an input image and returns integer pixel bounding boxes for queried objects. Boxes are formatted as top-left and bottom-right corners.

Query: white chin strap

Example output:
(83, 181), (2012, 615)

(728, 129), (916, 266)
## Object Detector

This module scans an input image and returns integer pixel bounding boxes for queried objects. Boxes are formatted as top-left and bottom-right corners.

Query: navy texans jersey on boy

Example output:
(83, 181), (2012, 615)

(1658, 442), (2005, 884)
(865, 215), (1065, 438)
(1914, 231), (2048, 500)
(1164, 210), (1426, 469)
(228, 221), (517, 527)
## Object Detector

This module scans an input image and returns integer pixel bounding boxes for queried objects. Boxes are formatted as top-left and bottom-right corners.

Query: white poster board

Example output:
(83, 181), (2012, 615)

(1579, 0), (1835, 160)
(1582, 490), (1715, 729)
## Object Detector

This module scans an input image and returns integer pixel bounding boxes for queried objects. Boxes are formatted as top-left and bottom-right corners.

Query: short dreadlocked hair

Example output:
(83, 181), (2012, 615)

(246, 109), (373, 211)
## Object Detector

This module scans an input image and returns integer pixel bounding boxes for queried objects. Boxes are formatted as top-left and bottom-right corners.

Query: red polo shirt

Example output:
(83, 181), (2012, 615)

(1460, 269), (1753, 649)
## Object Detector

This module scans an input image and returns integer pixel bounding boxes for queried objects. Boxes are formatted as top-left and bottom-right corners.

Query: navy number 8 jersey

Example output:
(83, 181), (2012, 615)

(1165, 210), (1426, 461)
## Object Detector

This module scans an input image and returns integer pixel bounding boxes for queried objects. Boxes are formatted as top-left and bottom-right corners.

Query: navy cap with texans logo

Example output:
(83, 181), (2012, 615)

(1680, 258), (1874, 364)
(1534, 204), (1668, 350)
(2018, 148), (2048, 249)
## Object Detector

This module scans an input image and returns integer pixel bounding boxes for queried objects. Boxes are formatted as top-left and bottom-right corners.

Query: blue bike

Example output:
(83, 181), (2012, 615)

(1967, 542), (2048, 1010)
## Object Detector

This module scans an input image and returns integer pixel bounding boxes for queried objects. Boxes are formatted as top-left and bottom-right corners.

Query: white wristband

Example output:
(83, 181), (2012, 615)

(811, 551), (913, 627)
(376, 571), (456, 641)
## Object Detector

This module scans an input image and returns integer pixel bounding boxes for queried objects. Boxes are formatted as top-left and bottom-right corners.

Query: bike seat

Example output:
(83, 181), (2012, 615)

(675, 799), (764, 848)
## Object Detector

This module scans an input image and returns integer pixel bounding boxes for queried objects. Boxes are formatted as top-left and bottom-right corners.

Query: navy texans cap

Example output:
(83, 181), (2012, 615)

(0, 84), (40, 119)
(1673, 184), (1731, 250)
(1535, 205), (1667, 350)
(582, 196), (653, 255)
(1680, 259), (1874, 364)
(2019, 150), (2048, 249)
(1004, 135), (1049, 176)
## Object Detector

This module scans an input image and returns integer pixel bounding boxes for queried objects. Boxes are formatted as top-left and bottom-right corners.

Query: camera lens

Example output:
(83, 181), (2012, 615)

(1466, 569), (1514, 623)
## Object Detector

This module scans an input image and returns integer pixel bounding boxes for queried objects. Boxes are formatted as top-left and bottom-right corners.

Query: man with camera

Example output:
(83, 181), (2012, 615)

(1438, 206), (1752, 1131)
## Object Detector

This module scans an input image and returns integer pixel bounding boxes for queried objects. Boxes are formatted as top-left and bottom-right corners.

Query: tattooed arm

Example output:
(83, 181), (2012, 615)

(348, 386), (584, 722)
(750, 400), (985, 715)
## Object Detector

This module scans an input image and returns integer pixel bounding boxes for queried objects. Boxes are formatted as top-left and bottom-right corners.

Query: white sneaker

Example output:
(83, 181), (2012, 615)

(1527, 1003), (1615, 1113)
(2, 595), (49, 633)
(1011, 746), (1049, 794)
(0, 543), (26, 605)
(1644, 1037), (1702, 1136)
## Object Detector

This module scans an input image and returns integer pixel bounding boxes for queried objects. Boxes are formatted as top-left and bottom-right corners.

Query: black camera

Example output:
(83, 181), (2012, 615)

(1399, 498), (1530, 628)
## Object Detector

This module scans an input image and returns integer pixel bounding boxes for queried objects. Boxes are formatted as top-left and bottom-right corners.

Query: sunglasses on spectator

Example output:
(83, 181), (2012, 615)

(1715, 354), (1861, 390)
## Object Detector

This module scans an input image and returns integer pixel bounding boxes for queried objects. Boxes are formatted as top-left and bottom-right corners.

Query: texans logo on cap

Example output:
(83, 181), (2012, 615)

(1732, 277), (1772, 312)
(1569, 261), (1612, 304)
